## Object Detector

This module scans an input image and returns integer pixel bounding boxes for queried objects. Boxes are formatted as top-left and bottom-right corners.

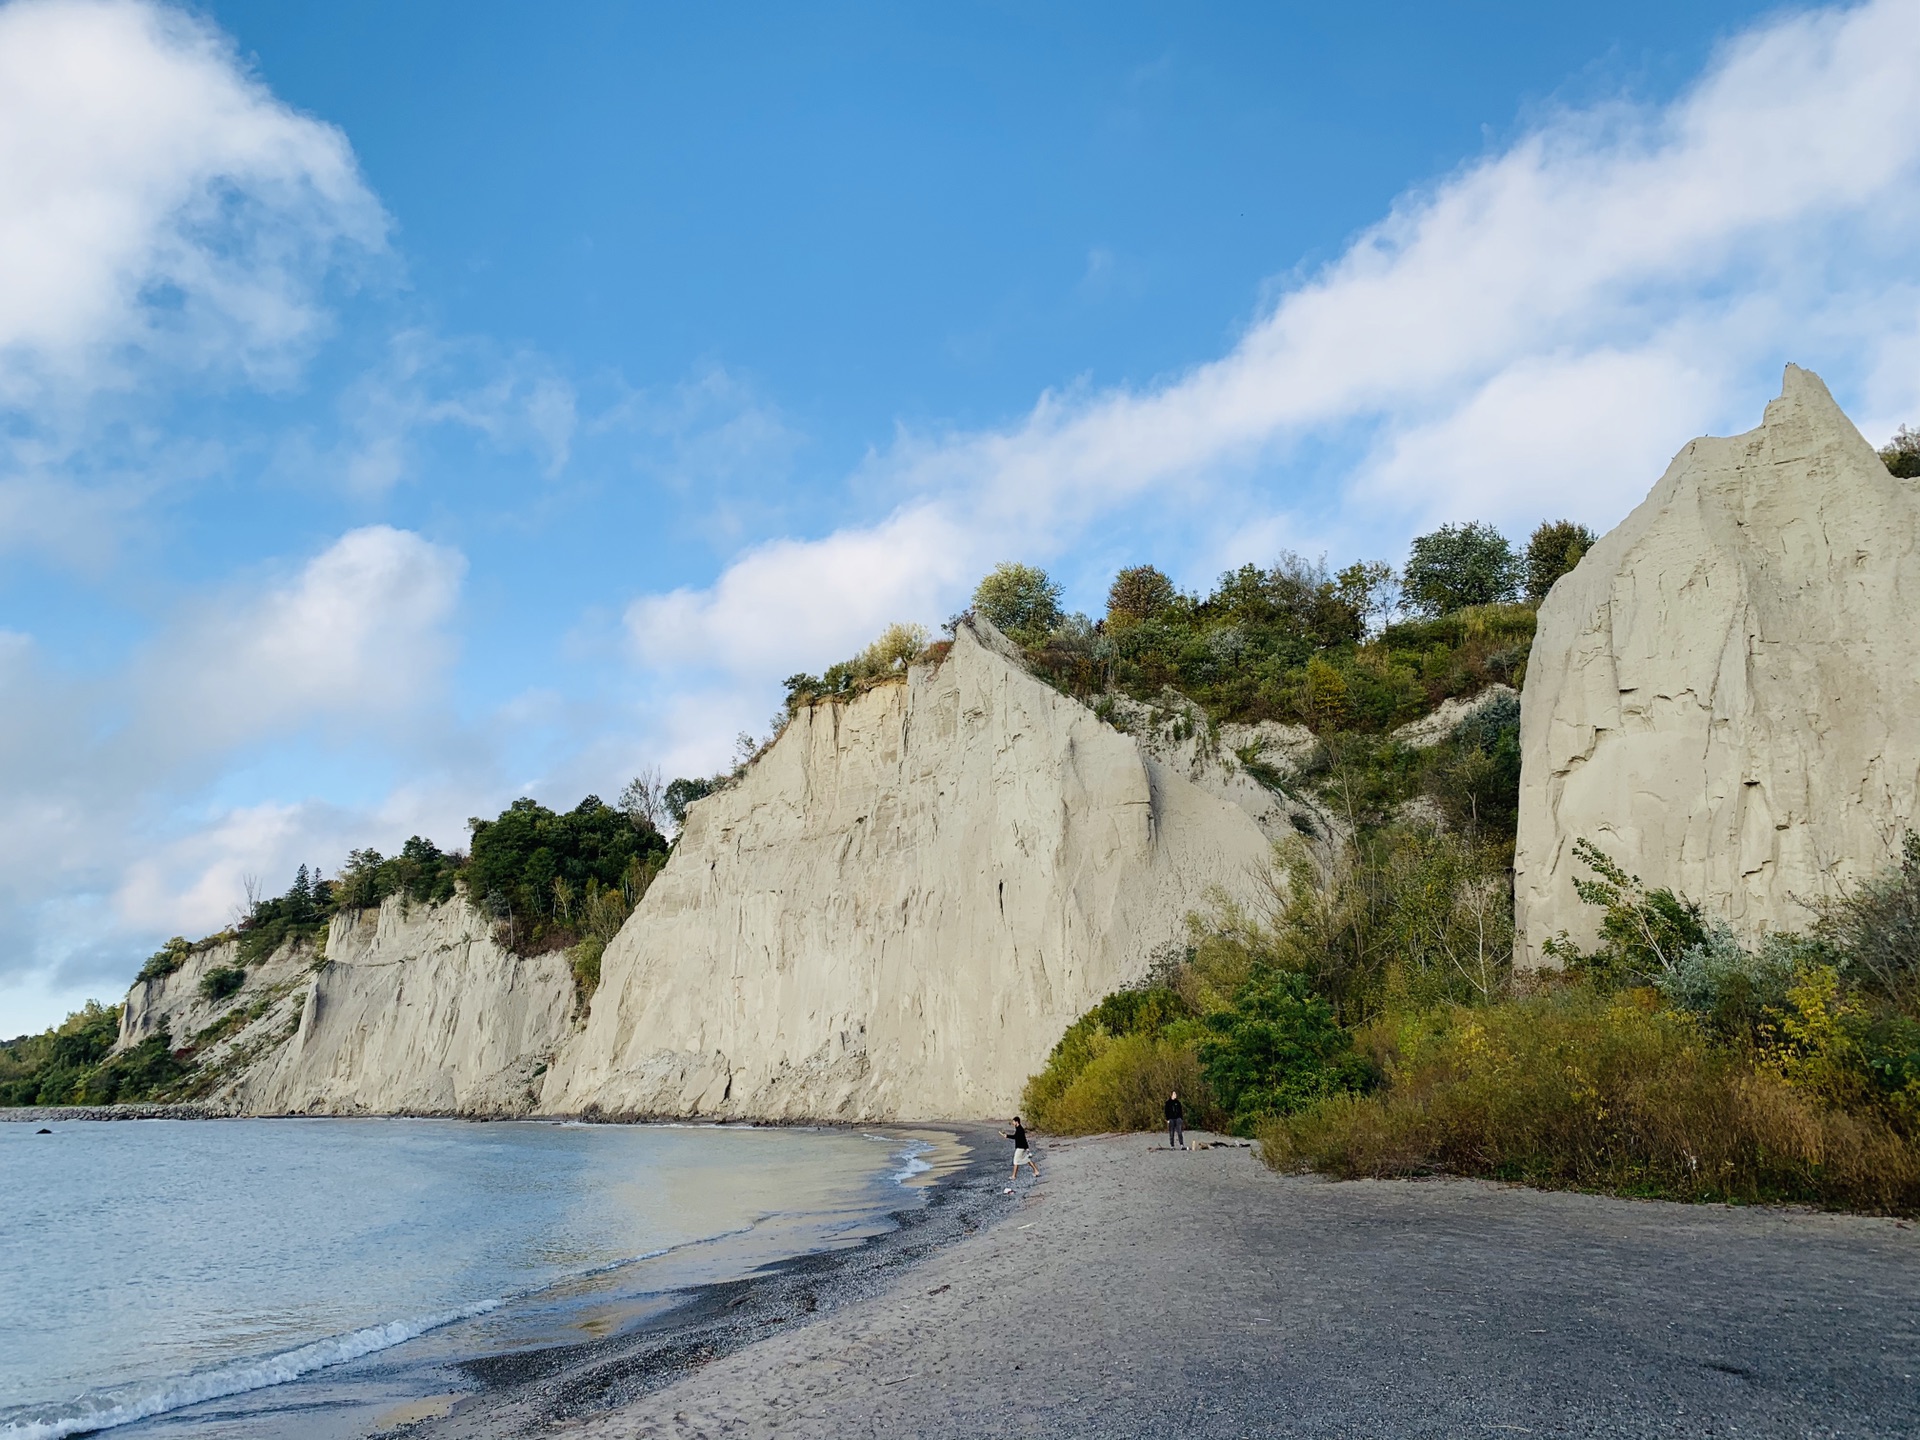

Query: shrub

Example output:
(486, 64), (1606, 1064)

(1422, 690), (1521, 838)
(569, 936), (605, 1007)
(1031, 1033), (1219, 1135)
(1009, 548), (1532, 736)
(1524, 520), (1596, 602)
(1655, 923), (1806, 1040)
(1197, 969), (1376, 1130)
(199, 967), (245, 1003)
(1223, 830), (1513, 1024)
(1882, 425), (1920, 479)
(1022, 986), (1226, 1133)
(137, 937), (191, 983)
(1258, 990), (1920, 1214)
(973, 562), (1063, 640)
(1024, 987), (1193, 1117)
(1544, 838), (1706, 987)
(861, 622), (929, 672)
(1402, 523), (1519, 616)
(783, 621), (938, 714)
(1815, 830), (1920, 1015)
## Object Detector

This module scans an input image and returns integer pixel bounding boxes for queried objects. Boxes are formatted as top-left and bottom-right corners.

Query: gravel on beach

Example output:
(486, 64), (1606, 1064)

(432, 1131), (1920, 1440)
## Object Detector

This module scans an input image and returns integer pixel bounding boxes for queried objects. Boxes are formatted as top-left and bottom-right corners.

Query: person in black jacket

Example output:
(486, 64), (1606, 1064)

(1165, 1092), (1187, 1150)
(1004, 1117), (1040, 1184)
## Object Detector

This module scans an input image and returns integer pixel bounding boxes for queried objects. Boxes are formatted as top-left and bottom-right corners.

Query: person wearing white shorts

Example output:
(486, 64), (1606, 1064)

(1004, 1117), (1040, 1185)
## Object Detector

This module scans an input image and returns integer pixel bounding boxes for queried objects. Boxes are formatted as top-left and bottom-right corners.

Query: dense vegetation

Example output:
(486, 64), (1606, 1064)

(781, 622), (937, 714)
(1022, 515), (1920, 1213)
(0, 1003), (185, 1107)
(1257, 835), (1920, 1215)
(995, 553), (1539, 733)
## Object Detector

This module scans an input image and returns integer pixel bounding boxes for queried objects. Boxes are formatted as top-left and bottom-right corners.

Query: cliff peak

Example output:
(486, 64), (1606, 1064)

(1516, 365), (1920, 964)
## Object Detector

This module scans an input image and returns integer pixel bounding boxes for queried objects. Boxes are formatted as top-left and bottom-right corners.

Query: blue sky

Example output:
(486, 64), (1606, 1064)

(3, 0), (1918, 1033)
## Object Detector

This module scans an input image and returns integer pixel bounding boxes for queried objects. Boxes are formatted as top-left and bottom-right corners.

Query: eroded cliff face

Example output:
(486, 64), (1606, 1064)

(539, 618), (1276, 1121)
(1515, 365), (1920, 965)
(234, 897), (575, 1115)
(117, 895), (575, 1115)
(1104, 690), (1331, 846)
(117, 934), (314, 1061)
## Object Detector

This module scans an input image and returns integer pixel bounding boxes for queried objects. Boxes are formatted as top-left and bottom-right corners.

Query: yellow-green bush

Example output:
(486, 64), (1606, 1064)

(569, 936), (605, 1006)
(1258, 987), (1920, 1214)
(1025, 1032), (1221, 1135)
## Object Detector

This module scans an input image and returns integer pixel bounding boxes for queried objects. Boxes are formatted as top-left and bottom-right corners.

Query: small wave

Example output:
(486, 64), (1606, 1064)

(0, 1224), (780, 1440)
(0, 1300), (501, 1440)
(889, 1140), (933, 1184)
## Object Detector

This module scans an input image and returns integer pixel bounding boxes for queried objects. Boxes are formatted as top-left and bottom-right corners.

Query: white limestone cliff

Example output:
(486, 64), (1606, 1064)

(118, 895), (576, 1115)
(538, 617), (1277, 1121)
(1515, 365), (1920, 966)
(235, 896), (575, 1114)
(117, 933), (313, 1058)
(1104, 689), (1332, 846)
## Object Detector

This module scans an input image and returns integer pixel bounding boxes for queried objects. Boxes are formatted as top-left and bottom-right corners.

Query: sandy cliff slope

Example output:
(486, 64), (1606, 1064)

(233, 897), (575, 1115)
(117, 895), (575, 1115)
(539, 617), (1276, 1121)
(1515, 365), (1920, 965)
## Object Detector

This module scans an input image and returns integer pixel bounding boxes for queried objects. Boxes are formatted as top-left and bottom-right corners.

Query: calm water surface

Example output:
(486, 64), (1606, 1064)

(0, 1119), (928, 1440)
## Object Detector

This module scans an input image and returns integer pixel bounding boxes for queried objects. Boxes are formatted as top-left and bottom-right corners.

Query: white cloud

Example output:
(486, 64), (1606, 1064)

(337, 331), (578, 495)
(623, 0), (1920, 774)
(0, 527), (468, 1027)
(138, 526), (466, 746)
(111, 777), (483, 941)
(627, 504), (977, 680)
(0, 0), (385, 402)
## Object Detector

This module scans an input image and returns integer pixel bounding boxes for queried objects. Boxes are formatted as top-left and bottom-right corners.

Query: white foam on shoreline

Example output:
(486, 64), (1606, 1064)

(0, 1303), (500, 1440)
(0, 1232), (724, 1440)
(5, 1135), (943, 1440)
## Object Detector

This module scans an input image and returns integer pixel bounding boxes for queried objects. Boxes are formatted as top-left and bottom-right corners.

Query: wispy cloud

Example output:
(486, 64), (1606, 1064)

(335, 330), (579, 495)
(0, 0), (388, 575)
(0, 526), (468, 1004)
(0, 0), (385, 405)
(622, 0), (1920, 766)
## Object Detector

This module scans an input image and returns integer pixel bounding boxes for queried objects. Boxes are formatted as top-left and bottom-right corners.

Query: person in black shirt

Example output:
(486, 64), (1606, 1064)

(1004, 1117), (1040, 1185)
(1165, 1091), (1186, 1150)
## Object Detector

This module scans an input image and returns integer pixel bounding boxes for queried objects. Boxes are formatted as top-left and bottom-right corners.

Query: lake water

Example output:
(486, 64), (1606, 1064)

(0, 1118), (931, 1440)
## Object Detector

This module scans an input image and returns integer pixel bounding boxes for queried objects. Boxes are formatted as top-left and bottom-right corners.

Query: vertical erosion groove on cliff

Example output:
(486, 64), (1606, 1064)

(241, 899), (575, 1115)
(116, 896), (575, 1115)
(539, 617), (1277, 1121)
(1516, 365), (1920, 966)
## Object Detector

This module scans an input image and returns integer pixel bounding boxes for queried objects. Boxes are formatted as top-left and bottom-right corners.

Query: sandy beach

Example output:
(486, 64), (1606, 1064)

(414, 1129), (1920, 1439)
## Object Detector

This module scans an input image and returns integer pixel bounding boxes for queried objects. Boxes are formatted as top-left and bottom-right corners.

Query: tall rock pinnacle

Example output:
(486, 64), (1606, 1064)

(1515, 365), (1920, 966)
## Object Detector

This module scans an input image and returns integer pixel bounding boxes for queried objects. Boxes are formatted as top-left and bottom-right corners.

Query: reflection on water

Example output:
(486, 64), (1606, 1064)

(0, 1119), (932, 1440)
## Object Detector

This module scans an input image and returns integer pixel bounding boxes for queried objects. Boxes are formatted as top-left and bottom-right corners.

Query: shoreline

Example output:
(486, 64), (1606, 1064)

(405, 1121), (1012, 1438)
(4, 1117), (1006, 1440)
(423, 1131), (1920, 1440)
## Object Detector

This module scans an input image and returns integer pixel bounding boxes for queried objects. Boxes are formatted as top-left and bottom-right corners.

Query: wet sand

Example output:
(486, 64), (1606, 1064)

(423, 1131), (1920, 1439)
